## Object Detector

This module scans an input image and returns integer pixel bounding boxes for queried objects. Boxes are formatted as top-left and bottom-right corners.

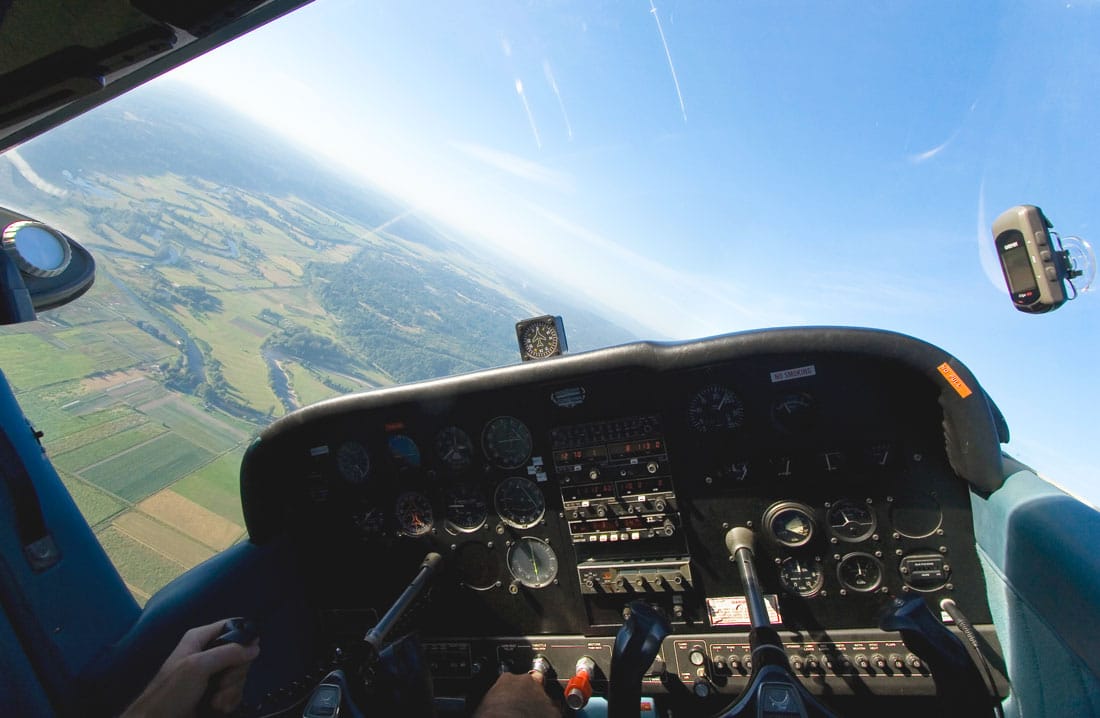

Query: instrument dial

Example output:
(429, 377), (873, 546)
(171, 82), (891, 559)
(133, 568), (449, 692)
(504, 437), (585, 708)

(779, 556), (825, 597)
(336, 441), (371, 485)
(826, 499), (877, 542)
(352, 506), (386, 537)
(520, 320), (561, 359)
(387, 434), (422, 469)
(394, 491), (433, 537)
(687, 384), (745, 432)
(507, 537), (558, 588)
(435, 426), (474, 471)
(445, 484), (488, 532)
(482, 416), (533, 469)
(771, 392), (818, 434)
(837, 552), (883, 593)
(494, 476), (545, 529)
(763, 502), (816, 548)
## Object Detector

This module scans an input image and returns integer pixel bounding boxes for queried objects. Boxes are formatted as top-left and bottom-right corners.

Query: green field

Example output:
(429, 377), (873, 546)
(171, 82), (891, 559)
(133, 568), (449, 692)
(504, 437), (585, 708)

(58, 471), (126, 527)
(95, 525), (186, 601)
(53, 422), (166, 473)
(141, 400), (246, 454)
(0, 333), (100, 391)
(81, 433), (214, 502)
(172, 449), (246, 525)
(45, 413), (150, 454)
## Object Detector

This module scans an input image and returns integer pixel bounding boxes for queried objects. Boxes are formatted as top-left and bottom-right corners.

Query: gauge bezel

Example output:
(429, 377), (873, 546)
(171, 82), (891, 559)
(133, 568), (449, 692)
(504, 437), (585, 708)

(686, 384), (746, 433)
(335, 440), (372, 485)
(836, 552), (884, 593)
(779, 556), (825, 598)
(481, 416), (533, 469)
(770, 391), (818, 434)
(762, 501), (817, 548)
(435, 425), (474, 471)
(445, 484), (488, 533)
(394, 490), (434, 537)
(493, 476), (546, 529)
(825, 499), (877, 543)
(506, 536), (559, 588)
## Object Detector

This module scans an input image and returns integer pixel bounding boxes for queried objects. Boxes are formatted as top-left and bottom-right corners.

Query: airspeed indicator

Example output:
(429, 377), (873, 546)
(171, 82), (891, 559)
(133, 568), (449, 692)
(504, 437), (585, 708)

(687, 385), (745, 432)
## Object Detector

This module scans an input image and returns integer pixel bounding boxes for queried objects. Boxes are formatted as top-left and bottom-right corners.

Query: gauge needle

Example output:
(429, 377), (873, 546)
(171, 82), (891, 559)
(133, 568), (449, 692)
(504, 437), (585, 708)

(528, 541), (540, 581)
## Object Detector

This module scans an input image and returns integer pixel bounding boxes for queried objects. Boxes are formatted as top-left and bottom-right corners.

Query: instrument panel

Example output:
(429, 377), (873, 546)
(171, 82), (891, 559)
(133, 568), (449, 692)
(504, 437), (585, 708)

(241, 329), (1007, 704)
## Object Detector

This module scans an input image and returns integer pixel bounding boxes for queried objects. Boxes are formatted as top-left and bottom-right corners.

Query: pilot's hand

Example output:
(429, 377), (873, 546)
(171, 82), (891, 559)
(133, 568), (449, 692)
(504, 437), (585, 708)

(120, 618), (260, 718)
(473, 670), (560, 718)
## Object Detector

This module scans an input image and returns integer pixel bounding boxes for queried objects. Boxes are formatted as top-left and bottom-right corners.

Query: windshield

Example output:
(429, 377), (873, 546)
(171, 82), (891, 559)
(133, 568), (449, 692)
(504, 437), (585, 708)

(1, 2), (1096, 602)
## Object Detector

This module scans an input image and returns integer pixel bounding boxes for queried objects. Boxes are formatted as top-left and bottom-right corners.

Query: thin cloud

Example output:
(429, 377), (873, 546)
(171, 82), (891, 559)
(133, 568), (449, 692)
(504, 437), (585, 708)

(543, 59), (574, 141)
(514, 79), (543, 150)
(908, 127), (960, 164)
(451, 141), (572, 192)
(649, 0), (688, 123)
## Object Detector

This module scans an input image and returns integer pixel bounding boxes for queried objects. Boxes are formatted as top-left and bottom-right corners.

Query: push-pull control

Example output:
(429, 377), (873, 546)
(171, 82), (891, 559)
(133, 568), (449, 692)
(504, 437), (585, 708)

(565, 656), (596, 710)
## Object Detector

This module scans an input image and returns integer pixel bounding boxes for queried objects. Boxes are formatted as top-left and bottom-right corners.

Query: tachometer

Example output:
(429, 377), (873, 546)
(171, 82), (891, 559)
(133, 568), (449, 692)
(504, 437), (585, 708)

(826, 499), (877, 542)
(336, 441), (371, 485)
(837, 552), (883, 593)
(445, 484), (488, 532)
(763, 501), (816, 548)
(779, 556), (825, 597)
(494, 476), (545, 529)
(482, 416), (532, 469)
(435, 426), (474, 471)
(394, 491), (433, 537)
(687, 384), (745, 432)
(507, 537), (558, 589)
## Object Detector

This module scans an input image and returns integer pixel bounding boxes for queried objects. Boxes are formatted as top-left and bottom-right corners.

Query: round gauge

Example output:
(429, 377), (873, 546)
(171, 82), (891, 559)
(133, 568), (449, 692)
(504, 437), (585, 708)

(771, 392), (818, 434)
(336, 441), (371, 485)
(445, 484), (488, 532)
(494, 476), (545, 529)
(826, 499), (877, 542)
(837, 552), (884, 593)
(779, 556), (825, 597)
(435, 426), (474, 471)
(687, 385), (745, 432)
(352, 506), (386, 537)
(394, 491), (433, 537)
(387, 434), (422, 469)
(481, 416), (533, 469)
(455, 542), (501, 591)
(889, 494), (943, 539)
(763, 501), (816, 548)
(507, 537), (558, 588)
(520, 320), (561, 359)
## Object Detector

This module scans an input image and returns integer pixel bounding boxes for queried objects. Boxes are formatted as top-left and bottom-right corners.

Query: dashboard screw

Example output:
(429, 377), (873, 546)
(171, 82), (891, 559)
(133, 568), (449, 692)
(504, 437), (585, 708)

(705, 476), (713, 485)
(839, 589), (847, 596)
(902, 586), (911, 593)
(833, 554), (841, 561)
(746, 520), (753, 528)
(913, 453), (923, 461)
(886, 496), (894, 503)
(939, 546), (948, 554)
(900, 566), (909, 574)
(820, 589), (828, 597)
(936, 528), (945, 536)
(450, 544), (457, 551)
(774, 557), (782, 565)
(722, 522), (730, 530)
(874, 550), (882, 558)
(824, 502), (831, 509)
(830, 537), (838, 545)
(945, 583), (954, 590)
(871, 534), (880, 542)
(942, 564), (951, 572)
(895, 549), (903, 556)
(892, 532), (901, 540)
(865, 498), (873, 504)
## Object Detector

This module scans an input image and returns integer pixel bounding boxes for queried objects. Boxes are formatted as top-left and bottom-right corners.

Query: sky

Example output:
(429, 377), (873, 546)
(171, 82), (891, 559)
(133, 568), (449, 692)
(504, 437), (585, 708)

(162, 1), (1100, 503)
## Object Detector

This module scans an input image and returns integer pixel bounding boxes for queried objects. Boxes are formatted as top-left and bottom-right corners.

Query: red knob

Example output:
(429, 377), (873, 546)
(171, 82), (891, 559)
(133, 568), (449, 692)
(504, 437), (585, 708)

(565, 670), (593, 710)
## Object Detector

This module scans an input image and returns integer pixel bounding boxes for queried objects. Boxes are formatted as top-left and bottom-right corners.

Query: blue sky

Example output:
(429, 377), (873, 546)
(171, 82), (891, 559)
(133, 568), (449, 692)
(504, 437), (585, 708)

(167, 1), (1099, 502)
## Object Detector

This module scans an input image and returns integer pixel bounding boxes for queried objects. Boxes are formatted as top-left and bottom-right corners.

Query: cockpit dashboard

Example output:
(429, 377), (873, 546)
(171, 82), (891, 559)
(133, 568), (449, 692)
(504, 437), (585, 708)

(240, 327), (1009, 714)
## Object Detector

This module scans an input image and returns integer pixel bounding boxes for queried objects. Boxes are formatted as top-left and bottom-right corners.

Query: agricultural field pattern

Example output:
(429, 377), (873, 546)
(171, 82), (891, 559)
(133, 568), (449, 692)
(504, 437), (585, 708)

(0, 83), (634, 602)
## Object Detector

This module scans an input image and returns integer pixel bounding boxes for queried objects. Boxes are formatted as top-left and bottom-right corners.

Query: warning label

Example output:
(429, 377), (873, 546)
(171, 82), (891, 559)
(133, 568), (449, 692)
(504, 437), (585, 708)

(706, 595), (783, 626)
(769, 365), (816, 383)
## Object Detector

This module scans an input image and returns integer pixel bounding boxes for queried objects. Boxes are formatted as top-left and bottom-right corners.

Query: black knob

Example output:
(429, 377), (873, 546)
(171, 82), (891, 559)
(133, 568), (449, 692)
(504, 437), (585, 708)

(693, 678), (712, 698)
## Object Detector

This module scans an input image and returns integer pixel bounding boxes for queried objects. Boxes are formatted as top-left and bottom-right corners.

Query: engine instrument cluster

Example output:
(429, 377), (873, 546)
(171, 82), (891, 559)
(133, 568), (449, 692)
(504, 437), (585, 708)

(241, 329), (1006, 706)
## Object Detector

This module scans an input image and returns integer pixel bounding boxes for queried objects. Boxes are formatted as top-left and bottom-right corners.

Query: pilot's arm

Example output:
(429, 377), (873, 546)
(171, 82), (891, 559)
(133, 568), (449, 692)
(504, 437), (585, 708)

(474, 669), (560, 718)
(120, 619), (260, 718)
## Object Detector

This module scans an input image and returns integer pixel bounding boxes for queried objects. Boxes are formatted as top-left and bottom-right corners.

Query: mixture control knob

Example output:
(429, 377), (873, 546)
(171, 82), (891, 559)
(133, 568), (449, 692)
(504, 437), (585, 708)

(688, 649), (706, 667)
(565, 656), (596, 710)
(906, 654), (924, 671)
(872, 654), (887, 670)
(855, 654), (870, 670)
(805, 655), (820, 671)
(693, 677), (712, 698)
(790, 656), (804, 671)
(742, 655), (753, 671)
(729, 656), (742, 671)
(890, 654), (906, 670)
